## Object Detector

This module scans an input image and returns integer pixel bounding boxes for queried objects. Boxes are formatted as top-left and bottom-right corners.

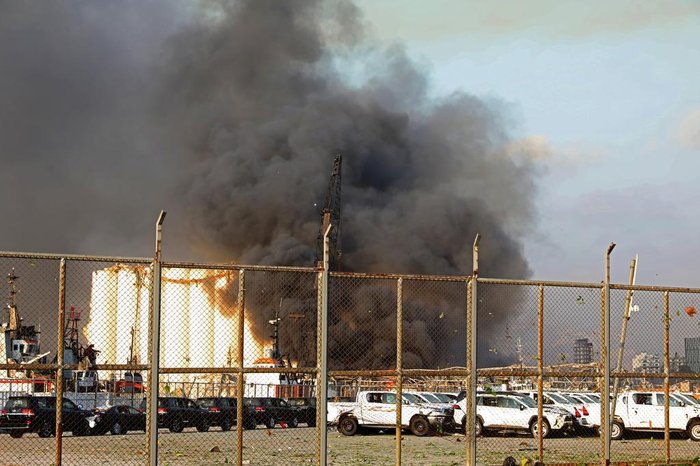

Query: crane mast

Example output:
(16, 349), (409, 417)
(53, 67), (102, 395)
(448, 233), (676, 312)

(316, 154), (342, 270)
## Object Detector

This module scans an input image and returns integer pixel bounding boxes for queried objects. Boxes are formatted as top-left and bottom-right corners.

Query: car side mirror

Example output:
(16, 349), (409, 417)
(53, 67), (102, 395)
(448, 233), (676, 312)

(520, 405), (525, 411)
(78, 404), (84, 410)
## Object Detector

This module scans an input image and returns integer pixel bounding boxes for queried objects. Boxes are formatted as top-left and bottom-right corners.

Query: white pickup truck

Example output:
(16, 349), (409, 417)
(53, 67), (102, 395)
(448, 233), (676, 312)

(328, 391), (454, 436)
(612, 391), (700, 441)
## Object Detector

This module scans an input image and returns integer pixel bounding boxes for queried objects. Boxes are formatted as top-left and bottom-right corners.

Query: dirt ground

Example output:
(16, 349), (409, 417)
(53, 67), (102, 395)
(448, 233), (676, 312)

(1, 427), (699, 465)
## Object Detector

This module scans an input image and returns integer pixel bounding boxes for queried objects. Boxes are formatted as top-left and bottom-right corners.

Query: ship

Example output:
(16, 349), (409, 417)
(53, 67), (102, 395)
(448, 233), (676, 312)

(1, 270), (53, 395)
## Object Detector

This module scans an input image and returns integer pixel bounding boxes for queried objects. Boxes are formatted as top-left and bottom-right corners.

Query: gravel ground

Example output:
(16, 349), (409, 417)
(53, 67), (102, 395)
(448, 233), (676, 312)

(1, 428), (699, 465)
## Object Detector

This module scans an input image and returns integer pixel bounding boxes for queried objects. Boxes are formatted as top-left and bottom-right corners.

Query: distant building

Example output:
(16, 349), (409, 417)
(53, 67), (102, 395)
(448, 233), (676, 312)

(685, 337), (700, 373)
(670, 352), (687, 373)
(632, 352), (662, 374)
(573, 338), (593, 364)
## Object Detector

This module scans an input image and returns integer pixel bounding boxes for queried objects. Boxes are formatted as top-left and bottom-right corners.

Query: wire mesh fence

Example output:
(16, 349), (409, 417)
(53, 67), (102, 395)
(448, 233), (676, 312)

(1, 250), (700, 465)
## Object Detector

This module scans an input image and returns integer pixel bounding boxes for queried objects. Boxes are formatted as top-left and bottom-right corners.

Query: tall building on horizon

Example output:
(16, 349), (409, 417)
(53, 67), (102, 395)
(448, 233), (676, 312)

(573, 338), (593, 364)
(685, 337), (700, 373)
(632, 352), (662, 374)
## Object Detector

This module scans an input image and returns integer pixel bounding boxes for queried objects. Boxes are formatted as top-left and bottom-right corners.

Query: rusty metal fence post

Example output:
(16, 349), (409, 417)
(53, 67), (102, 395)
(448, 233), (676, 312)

(601, 243), (615, 466)
(395, 277), (403, 466)
(148, 211), (166, 466)
(467, 234), (480, 465)
(663, 291), (670, 463)
(236, 269), (245, 466)
(537, 284), (544, 463)
(54, 258), (66, 466)
(317, 225), (331, 465)
(611, 257), (637, 420)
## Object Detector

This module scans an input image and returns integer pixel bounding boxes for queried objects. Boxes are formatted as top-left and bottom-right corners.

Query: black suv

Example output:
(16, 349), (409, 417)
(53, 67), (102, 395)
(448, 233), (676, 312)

(196, 397), (238, 431)
(139, 397), (211, 433)
(285, 398), (316, 427)
(244, 397), (303, 429)
(0, 396), (96, 438)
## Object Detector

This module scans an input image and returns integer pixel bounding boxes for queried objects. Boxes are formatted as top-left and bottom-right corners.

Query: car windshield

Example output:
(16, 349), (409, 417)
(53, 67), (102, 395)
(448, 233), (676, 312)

(197, 399), (215, 408)
(420, 393), (441, 403)
(587, 394), (601, 402)
(547, 393), (568, 404)
(402, 393), (421, 404)
(287, 399), (308, 407)
(517, 396), (537, 408)
(5, 398), (30, 409)
(677, 394), (699, 406)
(432, 393), (453, 403)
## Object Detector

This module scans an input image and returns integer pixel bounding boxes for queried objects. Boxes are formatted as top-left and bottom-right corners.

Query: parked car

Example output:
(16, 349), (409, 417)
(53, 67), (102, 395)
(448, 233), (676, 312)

(92, 405), (145, 435)
(138, 397), (211, 433)
(468, 393), (574, 438)
(328, 391), (454, 437)
(612, 391), (700, 441)
(243, 397), (303, 429)
(285, 398), (316, 427)
(196, 397), (240, 431)
(0, 396), (97, 438)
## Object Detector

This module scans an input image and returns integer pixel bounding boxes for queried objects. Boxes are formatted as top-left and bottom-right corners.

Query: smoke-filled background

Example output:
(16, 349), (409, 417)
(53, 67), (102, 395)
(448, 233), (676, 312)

(1, 0), (537, 368)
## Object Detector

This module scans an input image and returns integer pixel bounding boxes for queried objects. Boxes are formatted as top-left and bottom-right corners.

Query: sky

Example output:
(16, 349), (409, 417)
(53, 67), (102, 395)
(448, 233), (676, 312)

(2, 0), (700, 366)
(357, 0), (700, 287)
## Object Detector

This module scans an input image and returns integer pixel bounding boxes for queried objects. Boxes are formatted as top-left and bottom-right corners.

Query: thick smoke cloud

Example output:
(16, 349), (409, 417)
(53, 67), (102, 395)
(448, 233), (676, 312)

(159, 0), (536, 368)
(1, 0), (537, 368)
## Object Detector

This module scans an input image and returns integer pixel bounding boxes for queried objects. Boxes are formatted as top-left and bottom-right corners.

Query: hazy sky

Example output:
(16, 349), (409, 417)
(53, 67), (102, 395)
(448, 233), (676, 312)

(357, 0), (700, 287)
(2, 0), (699, 367)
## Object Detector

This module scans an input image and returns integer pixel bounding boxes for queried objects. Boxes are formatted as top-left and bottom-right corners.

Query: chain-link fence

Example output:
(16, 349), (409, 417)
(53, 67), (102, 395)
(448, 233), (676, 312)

(2, 244), (700, 465)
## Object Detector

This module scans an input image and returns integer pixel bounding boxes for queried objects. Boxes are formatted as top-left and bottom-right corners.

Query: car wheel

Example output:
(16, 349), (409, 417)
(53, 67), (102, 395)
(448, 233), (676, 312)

(244, 419), (257, 430)
(9, 430), (24, 438)
(611, 421), (625, 440)
(290, 417), (299, 428)
(169, 419), (184, 433)
(308, 418), (316, 427)
(111, 422), (125, 435)
(338, 416), (358, 436)
(266, 417), (275, 429)
(475, 417), (483, 437)
(196, 420), (210, 432)
(38, 421), (54, 438)
(530, 419), (550, 439)
(410, 416), (430, 437)
(687, 420), (700, 441)
(221, 418), (232, 432)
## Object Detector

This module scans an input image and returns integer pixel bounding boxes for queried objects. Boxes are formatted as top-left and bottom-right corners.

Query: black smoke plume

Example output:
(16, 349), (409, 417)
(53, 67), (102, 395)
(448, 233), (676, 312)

(1, 0), (537, 368)
(159, 0), (536, 368)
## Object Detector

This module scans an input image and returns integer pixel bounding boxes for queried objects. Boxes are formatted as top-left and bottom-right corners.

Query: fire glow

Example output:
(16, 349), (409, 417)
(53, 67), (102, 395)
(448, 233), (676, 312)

(84, 265), (261, 381)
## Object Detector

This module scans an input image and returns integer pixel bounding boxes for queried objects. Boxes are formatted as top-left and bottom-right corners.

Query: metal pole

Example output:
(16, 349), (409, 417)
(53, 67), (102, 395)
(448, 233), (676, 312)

(663, 291), (670, 463)
(236, 269), (245, 465)
(611, 257), (637, 421)
(467, 234), (480, 466)
(148, 210), (166, 466)
(55, 258), (66, 466)
(602, 242), (615, 466)
(395, 278), (403, 466)
(317, 225), (331, 465)
(537, 285), (544, 463)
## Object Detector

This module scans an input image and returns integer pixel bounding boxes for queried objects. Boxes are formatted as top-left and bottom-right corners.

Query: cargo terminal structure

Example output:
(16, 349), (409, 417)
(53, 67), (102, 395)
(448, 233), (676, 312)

(83, 265), (264, 389)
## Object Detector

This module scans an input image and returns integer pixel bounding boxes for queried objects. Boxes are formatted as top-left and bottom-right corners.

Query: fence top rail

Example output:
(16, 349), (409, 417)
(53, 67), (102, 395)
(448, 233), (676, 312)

(478, 277), (603, 288)
(330, 271), (471, 282)
(0, 251), (151, 264)
(609, 283), (700, 293)
(161, 261), (317, 273)
(480, 277), (700, 293)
